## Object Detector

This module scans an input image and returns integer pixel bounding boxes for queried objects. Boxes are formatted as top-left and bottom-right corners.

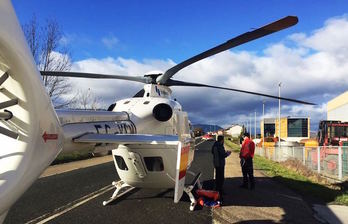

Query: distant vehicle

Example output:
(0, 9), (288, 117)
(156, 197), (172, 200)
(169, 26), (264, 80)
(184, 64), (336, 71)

(202, 134), (214, 141)
(309, 120), (348, 175)
(317, 120), (348, 146)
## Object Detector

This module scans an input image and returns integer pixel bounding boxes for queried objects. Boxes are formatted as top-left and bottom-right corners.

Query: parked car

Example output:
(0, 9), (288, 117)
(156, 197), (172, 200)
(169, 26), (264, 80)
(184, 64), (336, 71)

(202, 134), (214, 141)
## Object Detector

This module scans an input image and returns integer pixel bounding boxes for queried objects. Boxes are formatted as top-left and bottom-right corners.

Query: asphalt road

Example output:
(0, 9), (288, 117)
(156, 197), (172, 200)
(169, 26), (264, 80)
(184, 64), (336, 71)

(5, 139), (215, 224)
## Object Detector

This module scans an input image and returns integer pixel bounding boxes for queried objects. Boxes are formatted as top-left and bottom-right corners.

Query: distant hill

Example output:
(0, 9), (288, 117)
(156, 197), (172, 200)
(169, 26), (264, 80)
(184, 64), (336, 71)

(193, 124), (223, 133)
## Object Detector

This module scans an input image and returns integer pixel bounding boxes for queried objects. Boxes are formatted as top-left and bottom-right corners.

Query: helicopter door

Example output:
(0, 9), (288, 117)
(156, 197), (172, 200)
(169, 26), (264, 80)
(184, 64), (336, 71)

(128, 152), (147, 178)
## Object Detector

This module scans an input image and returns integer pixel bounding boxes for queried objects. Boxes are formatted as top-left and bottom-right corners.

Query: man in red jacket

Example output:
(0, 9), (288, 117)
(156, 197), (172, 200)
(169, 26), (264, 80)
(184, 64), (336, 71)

(240, 132), (255, 190)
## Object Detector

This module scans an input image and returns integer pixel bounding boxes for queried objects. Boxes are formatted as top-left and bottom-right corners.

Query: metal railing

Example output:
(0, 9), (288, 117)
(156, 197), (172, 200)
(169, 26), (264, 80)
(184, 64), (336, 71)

(256, 146), (348, 181)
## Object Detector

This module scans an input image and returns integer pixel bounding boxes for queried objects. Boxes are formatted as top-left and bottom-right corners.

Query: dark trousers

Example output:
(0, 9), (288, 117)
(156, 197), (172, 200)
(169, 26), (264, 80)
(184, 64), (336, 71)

(215, 166), (225, 195)
(241, 157), (255, 188)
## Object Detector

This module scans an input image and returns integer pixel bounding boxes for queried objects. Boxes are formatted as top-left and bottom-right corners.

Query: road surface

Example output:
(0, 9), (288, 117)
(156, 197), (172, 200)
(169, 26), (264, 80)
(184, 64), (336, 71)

(5, 139), (320, 223)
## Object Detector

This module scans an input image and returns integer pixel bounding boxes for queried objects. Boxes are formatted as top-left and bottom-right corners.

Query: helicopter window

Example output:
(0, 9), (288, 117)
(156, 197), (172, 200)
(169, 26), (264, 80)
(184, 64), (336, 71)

(123, 101), (130, 104)
(144, 157), (164, 171)
(133, 89), (145, 98)
(143, 101), (150, 104)
(114, 155), (128, 171)
(107, 103), (116, 111)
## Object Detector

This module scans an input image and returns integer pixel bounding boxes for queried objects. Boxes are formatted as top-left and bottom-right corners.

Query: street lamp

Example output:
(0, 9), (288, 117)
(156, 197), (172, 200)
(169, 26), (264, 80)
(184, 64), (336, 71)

(278, 82), (282, 148)
(249, 114), (252, 136)
(254, 111), (256, 139)
(262, 100), (265, 149)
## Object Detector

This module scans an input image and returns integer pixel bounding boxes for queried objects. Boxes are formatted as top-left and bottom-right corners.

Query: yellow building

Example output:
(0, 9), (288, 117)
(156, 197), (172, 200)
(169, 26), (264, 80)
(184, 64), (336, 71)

(261, 117), (310, 141)
(327, 91), (348, 122)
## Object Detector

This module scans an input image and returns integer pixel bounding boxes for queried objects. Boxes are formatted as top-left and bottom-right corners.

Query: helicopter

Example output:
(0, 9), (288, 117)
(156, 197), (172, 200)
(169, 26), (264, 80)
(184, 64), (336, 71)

(0, 0), (315, 221)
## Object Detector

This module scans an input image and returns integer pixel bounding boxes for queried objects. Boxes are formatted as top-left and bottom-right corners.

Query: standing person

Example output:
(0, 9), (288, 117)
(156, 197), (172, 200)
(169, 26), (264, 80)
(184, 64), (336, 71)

(212, 135), (231, 200)
(240, 132), (255, 190)
(239, 135), (244, 147)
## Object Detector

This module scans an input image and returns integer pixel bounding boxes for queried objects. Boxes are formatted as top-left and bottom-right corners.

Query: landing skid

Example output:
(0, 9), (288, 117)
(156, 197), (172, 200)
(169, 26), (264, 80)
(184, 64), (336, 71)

(103, 181), (133, 206)
(184, 171), (202, 211)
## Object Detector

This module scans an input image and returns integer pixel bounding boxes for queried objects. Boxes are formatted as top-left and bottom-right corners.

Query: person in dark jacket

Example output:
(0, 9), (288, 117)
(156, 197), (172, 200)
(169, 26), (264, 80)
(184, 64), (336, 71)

(212, 135), (231, 198)
(240, 132), (255, 190)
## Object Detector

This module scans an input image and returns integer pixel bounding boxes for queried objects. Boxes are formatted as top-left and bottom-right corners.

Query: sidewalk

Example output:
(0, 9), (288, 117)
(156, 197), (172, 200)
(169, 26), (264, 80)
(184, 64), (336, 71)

(212, 150), (319, 223)
(40, 155), (113, 178)
(213, 145), (348, 224)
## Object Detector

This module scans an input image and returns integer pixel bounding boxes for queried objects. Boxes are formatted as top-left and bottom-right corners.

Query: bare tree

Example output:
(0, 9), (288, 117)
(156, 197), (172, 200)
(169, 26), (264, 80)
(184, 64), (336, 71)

(73, 88), (103, 110)
(22, 15), (75, 108)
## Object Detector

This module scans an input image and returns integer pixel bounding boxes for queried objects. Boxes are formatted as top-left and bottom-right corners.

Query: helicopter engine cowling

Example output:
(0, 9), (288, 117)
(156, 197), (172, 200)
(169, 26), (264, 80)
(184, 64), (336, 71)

(152, 103), (173, 122)
(113, 94), (182, 135)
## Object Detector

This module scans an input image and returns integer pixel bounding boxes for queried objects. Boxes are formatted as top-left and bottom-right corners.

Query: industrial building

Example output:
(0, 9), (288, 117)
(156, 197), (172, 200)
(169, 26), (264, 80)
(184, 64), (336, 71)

(260, 117), (310, 142)
(327, 90), (348, 122)
(225, 124), (243, 137)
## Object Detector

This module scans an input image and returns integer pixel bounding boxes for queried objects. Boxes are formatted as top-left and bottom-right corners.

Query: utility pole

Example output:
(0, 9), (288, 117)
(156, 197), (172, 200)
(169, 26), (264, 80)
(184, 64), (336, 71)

(262, 101), (265, 149)
(246, 121), (248, 134)
(254, 111), (256, 139)
(249, 115), (252, 136)
(278, 82), (282, 148)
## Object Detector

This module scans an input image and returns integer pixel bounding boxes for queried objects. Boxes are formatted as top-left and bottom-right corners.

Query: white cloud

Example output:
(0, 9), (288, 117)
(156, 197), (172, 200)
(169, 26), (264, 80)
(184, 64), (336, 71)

(295, 15), (348, 56)
(101, 35), (119, 49)
(69, 15), (348, 131)
(59, 35), (71, 46)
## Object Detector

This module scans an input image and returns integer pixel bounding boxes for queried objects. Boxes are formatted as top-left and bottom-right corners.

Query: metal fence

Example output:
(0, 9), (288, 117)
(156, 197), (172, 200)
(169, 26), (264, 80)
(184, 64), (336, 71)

(256, 146), (348, 181)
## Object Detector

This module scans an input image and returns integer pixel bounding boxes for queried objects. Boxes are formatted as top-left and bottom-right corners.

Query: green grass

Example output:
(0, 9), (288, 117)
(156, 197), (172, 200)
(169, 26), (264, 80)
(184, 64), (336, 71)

(336, 193), (348, 204)
(51, 151), (93, 165)
(224, 137), (240, 152)
(224, 138), (348, 205)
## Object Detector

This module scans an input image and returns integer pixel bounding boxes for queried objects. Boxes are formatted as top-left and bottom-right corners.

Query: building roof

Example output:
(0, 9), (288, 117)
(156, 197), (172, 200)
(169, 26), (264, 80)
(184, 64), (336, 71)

(262, 117), (309, 124)
(225, 124), (243, 130)
(328, 91), (348, 112)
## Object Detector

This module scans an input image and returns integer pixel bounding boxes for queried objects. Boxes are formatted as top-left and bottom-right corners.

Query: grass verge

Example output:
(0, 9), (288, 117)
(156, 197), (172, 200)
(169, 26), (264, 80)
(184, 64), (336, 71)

(225, 138), (348, 206)
(51, 151), (93, 165)
(224, 137), (240, 152)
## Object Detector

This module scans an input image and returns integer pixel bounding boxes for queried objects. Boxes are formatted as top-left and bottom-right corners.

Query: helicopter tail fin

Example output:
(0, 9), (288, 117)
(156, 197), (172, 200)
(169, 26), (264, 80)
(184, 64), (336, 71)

(0, 0), (63, 217)
(174, 142), (190, 203)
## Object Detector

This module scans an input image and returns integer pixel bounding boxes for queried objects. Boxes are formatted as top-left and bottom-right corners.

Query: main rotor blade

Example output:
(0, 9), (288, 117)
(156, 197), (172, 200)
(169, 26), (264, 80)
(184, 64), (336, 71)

(157, 16), (298, 84)
(41, 71), (151, 84)
(167, 79), (315, 105)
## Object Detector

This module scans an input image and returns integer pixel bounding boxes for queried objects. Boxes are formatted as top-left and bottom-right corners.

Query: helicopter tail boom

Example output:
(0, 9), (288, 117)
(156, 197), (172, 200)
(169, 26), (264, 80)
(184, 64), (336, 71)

(0, 0), (63, 218)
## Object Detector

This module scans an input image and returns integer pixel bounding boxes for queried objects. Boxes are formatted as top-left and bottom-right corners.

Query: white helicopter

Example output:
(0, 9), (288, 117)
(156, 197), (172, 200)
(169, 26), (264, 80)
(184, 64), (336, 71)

(0, 0), (315, 221)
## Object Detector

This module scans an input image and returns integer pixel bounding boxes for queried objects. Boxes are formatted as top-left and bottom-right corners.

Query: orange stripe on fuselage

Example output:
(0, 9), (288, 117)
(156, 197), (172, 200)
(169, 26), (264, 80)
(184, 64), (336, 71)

(179, 145), (190, 180)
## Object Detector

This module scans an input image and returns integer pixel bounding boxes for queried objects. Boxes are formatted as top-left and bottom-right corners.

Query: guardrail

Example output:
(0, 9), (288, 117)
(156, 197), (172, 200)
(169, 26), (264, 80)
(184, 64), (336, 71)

(256, 146), (348, 181)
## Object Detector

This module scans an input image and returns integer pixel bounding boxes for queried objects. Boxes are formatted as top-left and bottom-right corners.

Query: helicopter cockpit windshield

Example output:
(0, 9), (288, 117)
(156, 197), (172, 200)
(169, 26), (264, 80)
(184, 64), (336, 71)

(133, 89), (145, 98)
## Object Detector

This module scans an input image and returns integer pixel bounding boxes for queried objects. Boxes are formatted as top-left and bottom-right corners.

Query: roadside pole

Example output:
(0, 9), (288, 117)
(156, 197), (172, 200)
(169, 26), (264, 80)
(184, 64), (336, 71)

(317, 146), (321, 173)
(262, 101), (265, 150)
(278, 82), (281, 150)
(338, 146), (342, 180)
(254, 111), (256, 139)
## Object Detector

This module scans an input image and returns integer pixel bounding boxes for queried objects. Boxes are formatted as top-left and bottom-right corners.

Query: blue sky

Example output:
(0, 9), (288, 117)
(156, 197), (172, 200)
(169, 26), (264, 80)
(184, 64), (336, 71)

(12, 1), (348, 131)
(13, 0), (348, 61)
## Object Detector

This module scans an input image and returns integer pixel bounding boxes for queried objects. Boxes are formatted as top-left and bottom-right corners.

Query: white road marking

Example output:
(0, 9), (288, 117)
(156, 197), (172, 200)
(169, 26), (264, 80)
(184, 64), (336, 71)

(276, 193), (303, 201)
(195, 139), (207, 150)
(25, 181), (134, 224)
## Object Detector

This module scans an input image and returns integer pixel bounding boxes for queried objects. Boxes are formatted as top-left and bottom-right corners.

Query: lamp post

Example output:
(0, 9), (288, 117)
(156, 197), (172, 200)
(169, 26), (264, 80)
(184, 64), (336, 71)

(254, 111), (256, 139)
(249, 115), (252, 136)
(278, 82), (282, 148)
(262, 101), (265, 149)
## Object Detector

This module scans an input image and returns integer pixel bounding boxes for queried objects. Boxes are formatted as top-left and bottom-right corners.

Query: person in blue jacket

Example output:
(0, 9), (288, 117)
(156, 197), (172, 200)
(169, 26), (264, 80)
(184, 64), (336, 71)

(212, 135), (231, 200)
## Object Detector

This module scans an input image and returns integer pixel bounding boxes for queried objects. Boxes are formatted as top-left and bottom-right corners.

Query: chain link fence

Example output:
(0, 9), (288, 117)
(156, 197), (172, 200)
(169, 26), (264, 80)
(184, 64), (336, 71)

(256, 146), (348, 181)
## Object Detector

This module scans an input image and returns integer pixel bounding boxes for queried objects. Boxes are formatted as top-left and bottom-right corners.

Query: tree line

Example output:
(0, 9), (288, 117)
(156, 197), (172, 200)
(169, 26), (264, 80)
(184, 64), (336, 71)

(22, 15), (101, 110)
